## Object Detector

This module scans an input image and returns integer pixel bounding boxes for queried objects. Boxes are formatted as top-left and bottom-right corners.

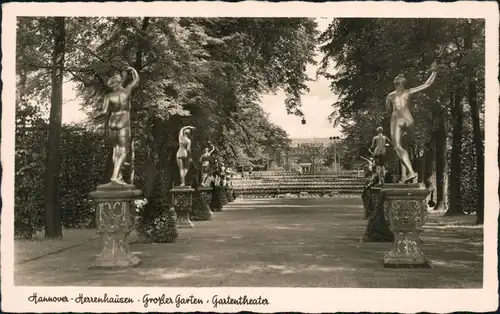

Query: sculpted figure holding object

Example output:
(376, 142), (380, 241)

(386, 61), (437, 183)
(94, 66), (139, 185)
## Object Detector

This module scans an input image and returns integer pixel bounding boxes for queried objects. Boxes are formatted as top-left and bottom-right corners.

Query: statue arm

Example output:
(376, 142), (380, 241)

(360, 156), (370, 162)
(209, 144), (215, 154)
(95, 95), (109, 118)
(385, 136), (392, 146)
(124, 67), (139, 91)
(385, 95), (392, 114)
(409, 63), (438, 94)
(368, 137), (376, 154)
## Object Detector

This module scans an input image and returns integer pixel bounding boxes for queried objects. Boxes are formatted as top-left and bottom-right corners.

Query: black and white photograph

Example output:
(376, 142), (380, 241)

(2, 1), (498, 313)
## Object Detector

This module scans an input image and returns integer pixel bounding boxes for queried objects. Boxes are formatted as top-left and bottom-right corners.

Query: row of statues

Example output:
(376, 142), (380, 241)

(94, 66), (220, 187)
(95, 60), (437, 187)
(363, 61), (438, 184)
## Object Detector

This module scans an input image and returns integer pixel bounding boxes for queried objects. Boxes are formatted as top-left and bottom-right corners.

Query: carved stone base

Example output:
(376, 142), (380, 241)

(382, 183), (431, 268)
(89, 232), (141, 269)
(88, 183), (142, 269)
(192, 187), (213, 221)
(227, 188), (235, 202)
(171, 186), (194, 228)
(220, 187), (229, 207)
(210, 185), (223, 212)
(384, 231), (430, 268)
(361, 186), (393, 243)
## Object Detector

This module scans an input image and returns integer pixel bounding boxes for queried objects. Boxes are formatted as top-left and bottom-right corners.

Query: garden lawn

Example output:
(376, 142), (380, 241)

(14, 228), (99, 264)
(14, 197), (483, 287)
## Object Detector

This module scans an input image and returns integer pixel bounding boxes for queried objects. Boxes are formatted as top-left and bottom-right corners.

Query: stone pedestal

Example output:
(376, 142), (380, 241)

(227, 187), (235, 203)
(210, 185), (223, 212)
(382, 183), (431, 268)
(88, 183), (142, 269)
(170, 186), (194, 228)
(361, 186), (394, 243)
(192, 187), (213, 221)
(221, 186), (229, 207)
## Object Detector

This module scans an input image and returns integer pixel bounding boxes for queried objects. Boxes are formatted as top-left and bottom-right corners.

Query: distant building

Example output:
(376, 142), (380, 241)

(286, 137), (331, 172)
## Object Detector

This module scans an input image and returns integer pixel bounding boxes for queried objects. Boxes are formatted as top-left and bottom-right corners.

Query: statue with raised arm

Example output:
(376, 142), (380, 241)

(386, 61), (437, 183)
(369, 126), (392, 185)
(94, 66), (139, 185)
(200, 142), (215, 187)
(176, 125), (196, 186)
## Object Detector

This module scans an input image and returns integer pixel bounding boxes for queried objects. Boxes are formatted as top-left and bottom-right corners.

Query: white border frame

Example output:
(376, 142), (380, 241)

(2, 1), (499, 312)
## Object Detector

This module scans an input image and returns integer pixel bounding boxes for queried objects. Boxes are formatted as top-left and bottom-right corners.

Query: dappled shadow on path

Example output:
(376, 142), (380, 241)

(15, 198), (482, 288)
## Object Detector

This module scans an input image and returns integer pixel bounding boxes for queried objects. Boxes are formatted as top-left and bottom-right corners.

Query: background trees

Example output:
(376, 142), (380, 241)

(318, 18), (485, 223)
(15, 17), (317, 239)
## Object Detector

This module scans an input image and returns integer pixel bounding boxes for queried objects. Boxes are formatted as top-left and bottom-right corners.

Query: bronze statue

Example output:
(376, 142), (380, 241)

(200, 142), (215, 187)
(369, 126), (391, 185)
(176, 125), (195, 186)
(386, 62), (437, 183)
(95, 66), (139, 185)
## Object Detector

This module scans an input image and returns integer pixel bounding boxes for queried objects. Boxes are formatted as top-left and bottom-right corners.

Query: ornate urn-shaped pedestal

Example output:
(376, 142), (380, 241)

(361, 186), (394, 243)
(382, 183), (431, 268)
(195, 187), (214, 221)
(88, 183), (142, 269)
(170, 185), (195, 228)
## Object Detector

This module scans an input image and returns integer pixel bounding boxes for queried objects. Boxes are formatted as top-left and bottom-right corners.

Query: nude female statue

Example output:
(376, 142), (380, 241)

(386, 62), (437, 183)
(95, 66), (139, 185)
(199, 143), (215, 186)
(176, 126), (195, 186)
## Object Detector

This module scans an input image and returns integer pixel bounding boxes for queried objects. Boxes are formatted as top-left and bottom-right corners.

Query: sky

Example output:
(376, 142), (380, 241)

(60, 17), (341, 139)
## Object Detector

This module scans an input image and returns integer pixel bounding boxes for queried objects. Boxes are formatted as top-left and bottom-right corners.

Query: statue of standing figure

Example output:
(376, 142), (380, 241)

(199, 142), (215, 187)
(176, 126), (195, 186)
(386, 61), (437, 183)
(369, 126), (391, 185)
(94, 66), (139, 185)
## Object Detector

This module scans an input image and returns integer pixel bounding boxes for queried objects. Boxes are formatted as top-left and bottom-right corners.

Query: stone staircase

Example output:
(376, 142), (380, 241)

(232, 170), (365, 198)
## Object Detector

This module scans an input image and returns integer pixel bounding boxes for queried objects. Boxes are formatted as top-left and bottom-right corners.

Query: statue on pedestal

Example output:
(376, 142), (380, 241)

(94, 66), (139, 185)
(88, 65), (142, 268)
(176, 126), (195, 187)
(200, 142), (215, 187)
(386, 62), (437, 183)
(369, 126), (391, 185)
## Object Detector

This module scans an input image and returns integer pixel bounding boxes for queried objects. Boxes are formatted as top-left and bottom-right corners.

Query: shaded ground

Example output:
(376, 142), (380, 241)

(14, 197), (483, 287)
(15, 228), (99, 263)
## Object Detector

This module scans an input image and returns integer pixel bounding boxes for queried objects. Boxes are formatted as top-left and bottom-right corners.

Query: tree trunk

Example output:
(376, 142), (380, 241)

(464, 20), (484, 225)
(435, 105), (449, 211)
(423, 139), (436, 206)
(44, 17), (65, 239)
(446, 92), (465, 216)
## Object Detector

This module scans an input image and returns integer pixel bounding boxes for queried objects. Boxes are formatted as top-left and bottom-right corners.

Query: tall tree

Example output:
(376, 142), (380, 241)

(464, 19), (485, 224)
(44, 17), (66, 238)
(446, 93), (465, 216)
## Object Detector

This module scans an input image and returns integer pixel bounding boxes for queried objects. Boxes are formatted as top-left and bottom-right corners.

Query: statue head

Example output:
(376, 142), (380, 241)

(393, 73), (407, 89)
(204, 147), (210, 153)
(107, 73), (123, 89)
(376, 126), (383, 134)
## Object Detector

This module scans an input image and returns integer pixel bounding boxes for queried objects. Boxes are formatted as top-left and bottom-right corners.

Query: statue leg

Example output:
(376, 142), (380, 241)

(108, 131), (120, 182)
(391, 122), (416, 183)
(112, 128), (129, 184)
(177, 158), (185, 186)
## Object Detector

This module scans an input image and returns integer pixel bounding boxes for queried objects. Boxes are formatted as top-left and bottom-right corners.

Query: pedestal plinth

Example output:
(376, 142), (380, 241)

(227, 187), (235, 203)
(171, 186), (194, 228)
(210, 185), (223, 212)
(88, 183), (142, 269)
(382, 183), (430, 268)
(194, 187), (214, 221)
(220, 186), (229, 207)
(361, 186), (394, 243)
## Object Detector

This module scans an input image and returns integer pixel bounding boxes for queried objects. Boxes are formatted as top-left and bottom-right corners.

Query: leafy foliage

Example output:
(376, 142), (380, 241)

(15, 17), (318, 238)
(319, 18), (484, 216)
